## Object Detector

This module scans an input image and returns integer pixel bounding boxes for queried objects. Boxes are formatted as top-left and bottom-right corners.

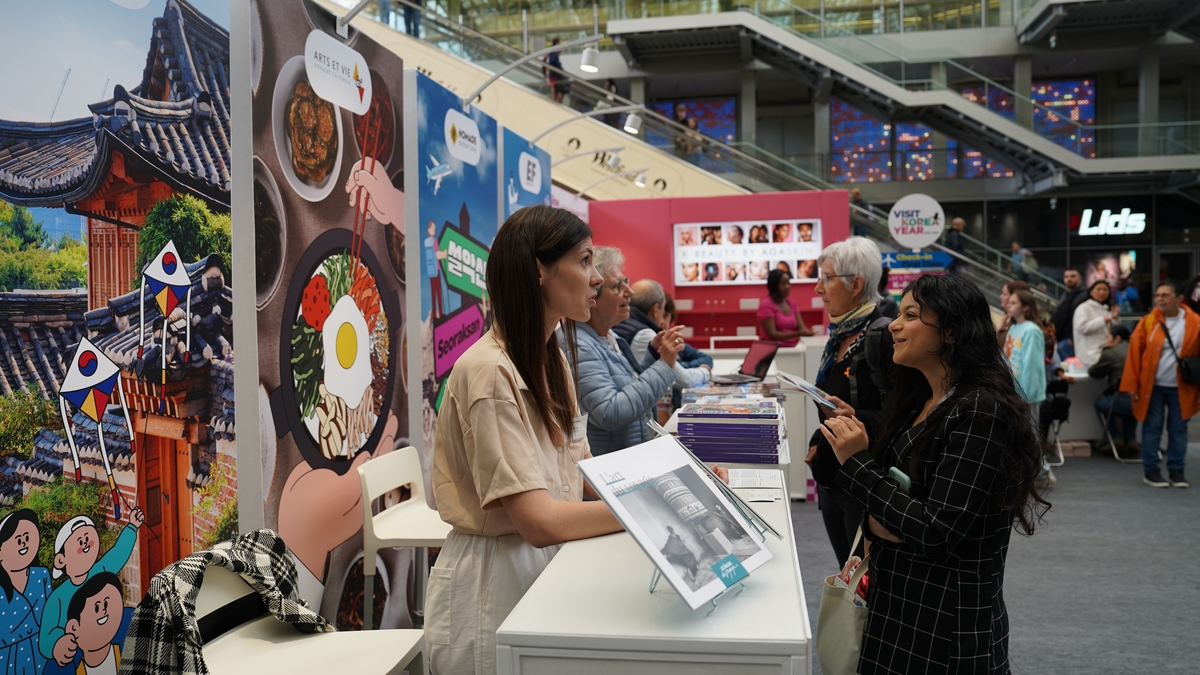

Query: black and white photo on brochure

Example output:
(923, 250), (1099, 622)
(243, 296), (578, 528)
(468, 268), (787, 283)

(579, 436), (774, 610)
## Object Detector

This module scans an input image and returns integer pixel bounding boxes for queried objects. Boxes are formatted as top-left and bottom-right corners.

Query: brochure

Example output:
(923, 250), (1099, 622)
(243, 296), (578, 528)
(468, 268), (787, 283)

(578, 436), (774, 611)
(775, 371), (837, 410)
(678, 400), (780, 418)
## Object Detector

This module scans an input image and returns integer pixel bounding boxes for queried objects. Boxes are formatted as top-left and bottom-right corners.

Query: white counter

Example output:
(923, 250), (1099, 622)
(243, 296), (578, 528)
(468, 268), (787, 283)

(495, 483), (812, 674)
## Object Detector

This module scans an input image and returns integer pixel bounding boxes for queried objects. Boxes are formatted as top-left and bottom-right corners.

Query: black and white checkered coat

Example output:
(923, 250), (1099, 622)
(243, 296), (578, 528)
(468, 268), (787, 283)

(837, 390), (1016, 675)
(119, 529), (334, 675)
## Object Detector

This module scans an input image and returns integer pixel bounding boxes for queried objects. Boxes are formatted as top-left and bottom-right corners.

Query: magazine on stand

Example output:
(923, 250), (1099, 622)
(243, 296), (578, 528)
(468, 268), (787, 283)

(648, 419), (783, 540)
(774, 371), (838, 410)
(577, 436), (774, 611)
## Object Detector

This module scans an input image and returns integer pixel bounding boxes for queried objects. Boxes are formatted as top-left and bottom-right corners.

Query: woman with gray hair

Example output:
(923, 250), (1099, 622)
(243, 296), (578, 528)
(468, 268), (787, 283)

(806, 237), (895, 567)
(572, 247), (685, 454)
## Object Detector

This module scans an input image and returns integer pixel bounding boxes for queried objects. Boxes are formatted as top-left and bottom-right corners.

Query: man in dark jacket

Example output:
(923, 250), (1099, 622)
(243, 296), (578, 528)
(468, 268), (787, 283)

(1050, 268), (1087, 359)
(1089, 324), (1137, 455)
(943, 217), (966, 274)
(615, 281), (714, 370)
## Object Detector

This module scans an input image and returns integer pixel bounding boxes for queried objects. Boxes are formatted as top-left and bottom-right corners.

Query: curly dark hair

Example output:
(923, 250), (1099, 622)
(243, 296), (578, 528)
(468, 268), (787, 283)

(875, 275), (1050, 536)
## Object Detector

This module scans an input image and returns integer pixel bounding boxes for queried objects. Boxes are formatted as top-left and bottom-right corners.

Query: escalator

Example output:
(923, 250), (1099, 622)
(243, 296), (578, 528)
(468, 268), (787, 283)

(328, 0), (1059, 305)
(608, 8), (1200, 193)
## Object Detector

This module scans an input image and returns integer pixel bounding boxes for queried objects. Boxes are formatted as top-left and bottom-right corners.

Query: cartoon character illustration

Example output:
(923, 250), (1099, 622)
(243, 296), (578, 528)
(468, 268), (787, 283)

(39, 509), (143, 667)
(506, 172), (518, 207)
(63, 573), (123, 675)
(139, 241), (193, 415)
(425, 220), (447, 319)
(426, 155), (451, 195)
(0, 509), (51, 675)
(59, 339), (135, 520)
(345, 158), (404, 230)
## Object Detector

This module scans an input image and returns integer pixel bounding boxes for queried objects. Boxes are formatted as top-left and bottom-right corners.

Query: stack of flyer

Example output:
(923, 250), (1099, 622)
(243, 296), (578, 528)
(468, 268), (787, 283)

(676, 399), (783, 464)
(680, 383), (770, 404)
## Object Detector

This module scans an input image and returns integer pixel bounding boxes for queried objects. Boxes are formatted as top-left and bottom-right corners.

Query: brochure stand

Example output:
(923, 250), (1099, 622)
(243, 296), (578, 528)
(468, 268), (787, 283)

(647, 420), (783, 542)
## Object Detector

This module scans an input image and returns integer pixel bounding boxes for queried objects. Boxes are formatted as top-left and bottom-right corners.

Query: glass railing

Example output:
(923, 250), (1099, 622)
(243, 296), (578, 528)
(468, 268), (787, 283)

(410, 0), (1200, 159)
(341, 0), (1066, 296)
(733, 147), (1023, 183)
(746, 1), (1200, 159)
(419, 0), (1011, 50)
(735, 144), (1068, 297)
(339, 0), (832, 193)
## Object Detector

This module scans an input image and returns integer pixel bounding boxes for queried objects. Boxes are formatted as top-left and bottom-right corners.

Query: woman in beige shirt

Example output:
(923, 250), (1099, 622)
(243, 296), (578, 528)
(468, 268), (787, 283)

(427, 206), (647, 674)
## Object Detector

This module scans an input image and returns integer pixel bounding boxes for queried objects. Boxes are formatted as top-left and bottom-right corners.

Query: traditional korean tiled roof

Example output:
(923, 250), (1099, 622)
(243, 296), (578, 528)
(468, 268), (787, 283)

(3, 252), (233, 496)
(0, 290), (88, 400)
(0, 0), (229, 209)
(85, 253), (232, 380)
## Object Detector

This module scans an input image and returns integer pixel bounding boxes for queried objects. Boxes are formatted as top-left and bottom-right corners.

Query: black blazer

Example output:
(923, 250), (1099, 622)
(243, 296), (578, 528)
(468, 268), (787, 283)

(837, 390), (1015, 675)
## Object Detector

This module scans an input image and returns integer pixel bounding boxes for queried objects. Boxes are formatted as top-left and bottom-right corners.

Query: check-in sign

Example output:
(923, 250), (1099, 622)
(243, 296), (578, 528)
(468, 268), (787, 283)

(438, 224), (489, 300)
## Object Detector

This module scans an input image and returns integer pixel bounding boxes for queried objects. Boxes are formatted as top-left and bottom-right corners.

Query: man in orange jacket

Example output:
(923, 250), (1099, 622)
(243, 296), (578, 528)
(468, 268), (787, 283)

(1120, 280), (1200, 488)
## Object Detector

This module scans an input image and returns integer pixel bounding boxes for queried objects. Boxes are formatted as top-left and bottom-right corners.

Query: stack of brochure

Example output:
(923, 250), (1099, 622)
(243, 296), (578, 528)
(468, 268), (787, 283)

(680, 383), (771, 404)
(676, 400), (783, 464)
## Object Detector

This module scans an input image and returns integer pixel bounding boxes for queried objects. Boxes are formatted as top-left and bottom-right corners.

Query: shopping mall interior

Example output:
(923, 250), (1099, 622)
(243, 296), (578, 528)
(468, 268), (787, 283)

(0, 0), (1195, 673)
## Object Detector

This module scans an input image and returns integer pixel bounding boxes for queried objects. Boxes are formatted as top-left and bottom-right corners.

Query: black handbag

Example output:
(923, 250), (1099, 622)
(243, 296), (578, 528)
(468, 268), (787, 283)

(1160, 321), (1200, 386)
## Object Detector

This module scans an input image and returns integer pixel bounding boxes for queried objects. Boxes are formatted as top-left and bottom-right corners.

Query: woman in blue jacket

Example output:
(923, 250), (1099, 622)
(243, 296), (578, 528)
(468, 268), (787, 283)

(571, 247), (684, 455)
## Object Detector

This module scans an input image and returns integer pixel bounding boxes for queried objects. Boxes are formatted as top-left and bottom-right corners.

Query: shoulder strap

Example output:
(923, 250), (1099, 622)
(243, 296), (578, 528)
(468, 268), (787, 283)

(849, 317), (893, 408)
(1160, 320), (1181, 358)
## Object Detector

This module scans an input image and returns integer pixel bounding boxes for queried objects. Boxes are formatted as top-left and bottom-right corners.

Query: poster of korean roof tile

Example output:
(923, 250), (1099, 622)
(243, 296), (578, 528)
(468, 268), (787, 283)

(252, 0), (410, 629)
(0, 0), (236, 669)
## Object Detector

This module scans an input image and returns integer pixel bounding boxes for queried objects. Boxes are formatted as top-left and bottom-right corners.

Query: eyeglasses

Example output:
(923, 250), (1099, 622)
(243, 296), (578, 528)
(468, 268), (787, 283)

(604, 276), (631, 294)
(817, 273), (856, 284)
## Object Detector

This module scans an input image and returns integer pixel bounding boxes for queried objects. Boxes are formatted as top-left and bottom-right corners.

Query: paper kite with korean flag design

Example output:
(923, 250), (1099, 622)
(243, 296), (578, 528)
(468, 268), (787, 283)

(59, 337), (135, 519)
(139, 241), (193, 412)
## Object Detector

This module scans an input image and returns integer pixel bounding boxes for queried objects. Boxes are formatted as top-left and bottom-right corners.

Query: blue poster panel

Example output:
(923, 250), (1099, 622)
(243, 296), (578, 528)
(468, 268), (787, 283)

(501, 127), (553, 219)
(404, 70), (500, 480)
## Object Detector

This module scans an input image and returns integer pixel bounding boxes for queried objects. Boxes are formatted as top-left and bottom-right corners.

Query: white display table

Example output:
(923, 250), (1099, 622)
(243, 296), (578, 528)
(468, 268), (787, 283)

(495, 483), (812, 674)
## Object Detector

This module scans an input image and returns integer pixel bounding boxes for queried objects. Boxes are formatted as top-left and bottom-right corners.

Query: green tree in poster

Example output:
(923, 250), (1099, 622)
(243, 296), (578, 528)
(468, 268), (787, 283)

(0, 201), (87, 291)
(0, 389), (65, 460)
(0, 202), (48, 249)
(19, 477), (117, 589)
(136, 195), (231, 282)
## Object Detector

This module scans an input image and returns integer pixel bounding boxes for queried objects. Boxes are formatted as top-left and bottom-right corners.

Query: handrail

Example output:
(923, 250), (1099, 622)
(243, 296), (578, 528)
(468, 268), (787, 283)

(346, 0), (1069, 300)
(955, 230), (1068, 295)
(749, 2), (1200, 159)
(354, 0), (834, 194)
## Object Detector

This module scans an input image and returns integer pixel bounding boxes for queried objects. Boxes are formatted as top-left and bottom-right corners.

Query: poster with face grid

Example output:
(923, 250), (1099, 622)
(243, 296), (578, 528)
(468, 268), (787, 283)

(674, 219), (822, 286)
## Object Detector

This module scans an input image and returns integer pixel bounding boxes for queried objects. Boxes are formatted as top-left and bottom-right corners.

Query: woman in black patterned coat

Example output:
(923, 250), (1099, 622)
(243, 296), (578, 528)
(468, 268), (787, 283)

(820, 275), (1049, 675)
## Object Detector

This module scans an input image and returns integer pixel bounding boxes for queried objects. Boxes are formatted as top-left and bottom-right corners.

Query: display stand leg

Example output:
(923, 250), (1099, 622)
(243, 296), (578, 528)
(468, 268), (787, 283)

(705, 582), (747, 616)
(648, 567), (663, 594)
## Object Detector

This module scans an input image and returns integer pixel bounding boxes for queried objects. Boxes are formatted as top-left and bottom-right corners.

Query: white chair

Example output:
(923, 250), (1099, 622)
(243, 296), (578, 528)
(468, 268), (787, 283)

(358, 446), (452, 631)
(199, 565), (425, 675)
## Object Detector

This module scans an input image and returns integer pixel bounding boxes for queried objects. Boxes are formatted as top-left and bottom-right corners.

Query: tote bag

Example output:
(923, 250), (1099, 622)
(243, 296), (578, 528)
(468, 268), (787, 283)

(816, 529), (868, 675)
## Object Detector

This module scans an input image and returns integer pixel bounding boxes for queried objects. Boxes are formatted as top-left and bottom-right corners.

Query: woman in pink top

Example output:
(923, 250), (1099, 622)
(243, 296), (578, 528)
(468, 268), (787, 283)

(758, 269), (813, 347)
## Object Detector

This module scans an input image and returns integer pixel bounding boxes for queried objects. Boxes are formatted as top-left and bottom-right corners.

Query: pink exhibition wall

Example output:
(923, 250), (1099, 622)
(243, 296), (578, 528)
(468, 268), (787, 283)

(588, 190), (850, 339)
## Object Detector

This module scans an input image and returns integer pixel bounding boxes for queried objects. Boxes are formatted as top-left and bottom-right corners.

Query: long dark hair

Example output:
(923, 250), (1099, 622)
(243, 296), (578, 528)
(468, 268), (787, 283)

(0, 509), (39, 602)
(766, 269), (791, 301)
(487, 205), (590, 447)
(876, 275), (1049, 535)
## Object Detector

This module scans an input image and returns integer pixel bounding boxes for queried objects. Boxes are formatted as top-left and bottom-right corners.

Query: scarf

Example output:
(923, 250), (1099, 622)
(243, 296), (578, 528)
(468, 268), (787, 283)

(817, 302), (877, 383)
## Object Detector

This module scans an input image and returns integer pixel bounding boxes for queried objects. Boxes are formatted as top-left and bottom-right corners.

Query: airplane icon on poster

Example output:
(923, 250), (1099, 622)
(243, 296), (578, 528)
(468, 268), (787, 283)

(427, 154), (451, 195)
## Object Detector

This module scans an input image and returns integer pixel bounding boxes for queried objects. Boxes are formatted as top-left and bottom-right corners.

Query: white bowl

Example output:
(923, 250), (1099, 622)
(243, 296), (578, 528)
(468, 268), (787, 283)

(271, 55), (343, 202)
(253, 155), (286, 309)
(250, 0), (263, 96)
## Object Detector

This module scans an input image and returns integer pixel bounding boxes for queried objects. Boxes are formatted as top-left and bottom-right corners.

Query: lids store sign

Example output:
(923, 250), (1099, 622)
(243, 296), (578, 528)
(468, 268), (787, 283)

(1078, 208), (1147, 236)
